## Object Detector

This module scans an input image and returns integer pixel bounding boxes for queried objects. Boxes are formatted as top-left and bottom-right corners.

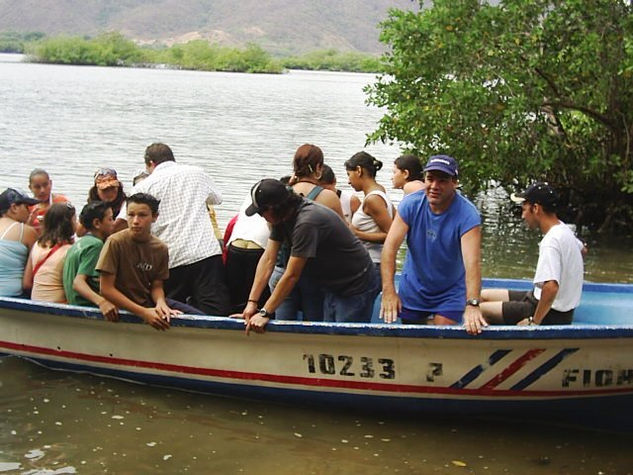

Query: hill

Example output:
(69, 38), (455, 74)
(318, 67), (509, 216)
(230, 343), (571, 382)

(0, 0), (420, 55)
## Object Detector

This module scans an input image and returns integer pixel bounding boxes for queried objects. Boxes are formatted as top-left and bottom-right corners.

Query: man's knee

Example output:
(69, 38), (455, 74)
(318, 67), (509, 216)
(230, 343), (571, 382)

(481, 288), (510, 302)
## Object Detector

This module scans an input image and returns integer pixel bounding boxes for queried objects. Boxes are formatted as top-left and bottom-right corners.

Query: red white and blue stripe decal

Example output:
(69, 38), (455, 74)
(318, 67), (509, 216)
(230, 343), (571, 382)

(451, 348), (579, 390)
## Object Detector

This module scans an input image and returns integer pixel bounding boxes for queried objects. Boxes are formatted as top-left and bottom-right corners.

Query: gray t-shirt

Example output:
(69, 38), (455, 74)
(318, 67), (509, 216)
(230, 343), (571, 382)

(270, 200), (373, 297)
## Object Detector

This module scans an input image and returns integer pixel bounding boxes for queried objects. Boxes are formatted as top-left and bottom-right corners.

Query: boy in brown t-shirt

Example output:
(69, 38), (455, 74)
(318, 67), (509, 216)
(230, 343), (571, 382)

(96, 193), (201, 330)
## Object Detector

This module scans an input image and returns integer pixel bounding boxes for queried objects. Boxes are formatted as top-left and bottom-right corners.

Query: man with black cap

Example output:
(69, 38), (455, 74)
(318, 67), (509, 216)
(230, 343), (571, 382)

(241, 178), (380, 333)
(380, 155), (487, 335)
(480, 182), (584, 326)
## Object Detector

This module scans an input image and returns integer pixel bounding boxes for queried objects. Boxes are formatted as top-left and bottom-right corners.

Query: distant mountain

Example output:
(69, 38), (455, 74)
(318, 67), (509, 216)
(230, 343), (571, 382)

(0, 0), (420, 54)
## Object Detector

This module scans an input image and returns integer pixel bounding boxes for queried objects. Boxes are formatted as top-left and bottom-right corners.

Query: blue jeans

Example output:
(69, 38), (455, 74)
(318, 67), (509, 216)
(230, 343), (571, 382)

(268, 265), (325, 321)
(323, 265), (380, 323)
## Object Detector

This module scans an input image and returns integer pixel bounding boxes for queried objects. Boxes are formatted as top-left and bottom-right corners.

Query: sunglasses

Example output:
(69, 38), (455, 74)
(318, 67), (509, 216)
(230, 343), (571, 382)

(94, 168), (118, 179)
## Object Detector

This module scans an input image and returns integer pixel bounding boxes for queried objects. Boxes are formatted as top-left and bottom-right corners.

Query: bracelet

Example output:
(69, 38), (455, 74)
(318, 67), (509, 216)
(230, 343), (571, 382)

(248, 299), (258, 304)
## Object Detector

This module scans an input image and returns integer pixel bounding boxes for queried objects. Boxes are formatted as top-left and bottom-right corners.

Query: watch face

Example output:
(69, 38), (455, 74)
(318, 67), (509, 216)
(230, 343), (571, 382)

(467, 299), (480, 306)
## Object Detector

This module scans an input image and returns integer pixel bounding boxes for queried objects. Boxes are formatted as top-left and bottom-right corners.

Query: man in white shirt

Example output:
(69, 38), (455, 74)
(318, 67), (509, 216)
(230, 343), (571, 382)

(481, 182), (584, 325)
(133, 142), (230, 316)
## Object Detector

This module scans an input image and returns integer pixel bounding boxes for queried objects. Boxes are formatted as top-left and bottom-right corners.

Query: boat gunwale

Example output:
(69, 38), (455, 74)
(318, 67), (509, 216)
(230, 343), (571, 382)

(2, 278), (633, 341)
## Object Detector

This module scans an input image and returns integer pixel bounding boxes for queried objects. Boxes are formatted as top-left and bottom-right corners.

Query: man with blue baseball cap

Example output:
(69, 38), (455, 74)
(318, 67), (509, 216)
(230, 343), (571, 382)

(380, 155), (487, 335)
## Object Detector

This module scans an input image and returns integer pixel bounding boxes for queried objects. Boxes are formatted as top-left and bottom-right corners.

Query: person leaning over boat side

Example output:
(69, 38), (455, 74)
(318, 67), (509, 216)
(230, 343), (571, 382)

(319, 164), (361, 224)
(480, 183), (584, 326)
(0, 188), (39, 297)
(345, 151), (395, 284)
(269, 144), (345, 321)
(95, 193), (204, 330)
(392, 154), (426, 195)
(132, 143), (230, 316)
(380, 155), (487, 335)
(240, 179), (380, 333)
(23, 202), (76, 303)
(62, 201), (118, 321)
(27, 168), (70, 235)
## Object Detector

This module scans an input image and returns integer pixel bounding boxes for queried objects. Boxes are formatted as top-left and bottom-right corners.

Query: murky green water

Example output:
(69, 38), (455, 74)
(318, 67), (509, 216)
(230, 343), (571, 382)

(2, 358), (632, 474)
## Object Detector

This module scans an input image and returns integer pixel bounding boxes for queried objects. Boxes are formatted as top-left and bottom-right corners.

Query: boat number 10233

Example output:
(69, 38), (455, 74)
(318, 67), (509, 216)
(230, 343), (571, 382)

(302, 353), (395, 379)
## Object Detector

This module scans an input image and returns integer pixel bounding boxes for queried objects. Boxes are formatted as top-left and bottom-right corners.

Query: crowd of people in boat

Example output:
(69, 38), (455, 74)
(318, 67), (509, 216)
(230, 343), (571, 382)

(0, 142), (585, 335)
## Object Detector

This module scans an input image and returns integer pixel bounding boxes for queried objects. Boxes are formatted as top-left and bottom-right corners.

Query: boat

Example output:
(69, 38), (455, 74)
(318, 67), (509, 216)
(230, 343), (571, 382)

(2, 277), (633, 430)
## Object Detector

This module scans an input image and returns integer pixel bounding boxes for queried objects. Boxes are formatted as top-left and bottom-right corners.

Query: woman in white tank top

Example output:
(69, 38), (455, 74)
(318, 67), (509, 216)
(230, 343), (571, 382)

(345, 152), (394, 265)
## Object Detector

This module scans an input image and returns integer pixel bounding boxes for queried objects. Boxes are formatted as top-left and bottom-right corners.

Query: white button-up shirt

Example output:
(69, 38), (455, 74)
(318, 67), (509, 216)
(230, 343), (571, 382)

(133, 160), (222, 268)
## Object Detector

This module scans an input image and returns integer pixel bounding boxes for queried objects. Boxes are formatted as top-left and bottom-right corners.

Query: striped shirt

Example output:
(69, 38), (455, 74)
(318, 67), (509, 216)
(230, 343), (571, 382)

(133, 160), (222, 268)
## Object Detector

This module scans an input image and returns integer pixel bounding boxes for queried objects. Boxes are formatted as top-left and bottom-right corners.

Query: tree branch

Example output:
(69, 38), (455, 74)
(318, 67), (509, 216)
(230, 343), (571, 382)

(541, 101), (615, 130)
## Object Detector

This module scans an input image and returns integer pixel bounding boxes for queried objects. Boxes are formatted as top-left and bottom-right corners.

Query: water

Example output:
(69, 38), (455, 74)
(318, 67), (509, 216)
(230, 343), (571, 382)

(1, 53), (633, 473)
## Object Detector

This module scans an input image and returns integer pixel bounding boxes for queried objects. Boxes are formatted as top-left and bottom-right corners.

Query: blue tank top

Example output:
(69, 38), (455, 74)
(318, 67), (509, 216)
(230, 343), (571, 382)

(0, 222), (28, 297)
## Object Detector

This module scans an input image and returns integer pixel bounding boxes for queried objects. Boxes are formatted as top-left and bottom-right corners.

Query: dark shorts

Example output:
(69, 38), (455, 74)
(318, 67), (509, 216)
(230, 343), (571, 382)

(400, 307), (464, 324)
(502, 290), (574, 325)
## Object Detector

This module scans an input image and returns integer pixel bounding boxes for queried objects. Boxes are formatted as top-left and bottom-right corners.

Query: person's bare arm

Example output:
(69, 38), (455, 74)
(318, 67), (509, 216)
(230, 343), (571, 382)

(100, 272), (169, 330)
(351, 194), (393, 243)
(246, 256), (307, 335)
(380, 214), (408, 323)
(316, 189), (346, 221)
(72, 273), (118, 321)
(461, 226), (487, 335)
(518, 280), (559, 326)
(240, 239), (281, 321)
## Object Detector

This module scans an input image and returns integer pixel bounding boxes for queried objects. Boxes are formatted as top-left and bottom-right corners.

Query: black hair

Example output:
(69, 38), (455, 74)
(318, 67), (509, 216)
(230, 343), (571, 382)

(88, 182), (126, 217)
(39, 202), (75, 247)
(127, 192), (160, 215)
(394, 154), (424, 181)
(79, 201), (112, 230)
(344, 151), (383, 178)
(319, 164), (336, 185)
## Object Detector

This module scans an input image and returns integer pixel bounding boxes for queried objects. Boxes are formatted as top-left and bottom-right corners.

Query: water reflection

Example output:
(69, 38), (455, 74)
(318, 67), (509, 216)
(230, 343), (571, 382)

(2, 357), (631, 474)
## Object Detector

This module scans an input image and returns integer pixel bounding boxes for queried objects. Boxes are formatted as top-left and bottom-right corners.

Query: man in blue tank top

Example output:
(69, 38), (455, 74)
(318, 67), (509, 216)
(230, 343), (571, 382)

(380, 155), (488, 335)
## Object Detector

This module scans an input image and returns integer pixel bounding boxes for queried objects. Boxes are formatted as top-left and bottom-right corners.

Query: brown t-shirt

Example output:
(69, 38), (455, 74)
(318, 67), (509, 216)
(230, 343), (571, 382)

(96, 230), (169, 307)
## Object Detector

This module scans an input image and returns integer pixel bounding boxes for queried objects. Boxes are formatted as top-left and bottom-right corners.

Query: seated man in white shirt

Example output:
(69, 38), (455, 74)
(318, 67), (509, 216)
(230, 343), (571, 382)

(481, 182), (584, 326)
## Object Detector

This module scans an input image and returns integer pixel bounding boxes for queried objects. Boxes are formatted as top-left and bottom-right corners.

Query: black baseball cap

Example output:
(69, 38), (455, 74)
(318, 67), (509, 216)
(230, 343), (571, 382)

(245, 179), (292, 216)
(0, 188), (40, 213)
(510, 182), (558, 208)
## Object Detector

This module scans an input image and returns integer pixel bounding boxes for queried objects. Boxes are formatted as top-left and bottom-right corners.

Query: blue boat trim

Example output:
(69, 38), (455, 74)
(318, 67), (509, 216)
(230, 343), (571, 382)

(2, 295), (633, 339)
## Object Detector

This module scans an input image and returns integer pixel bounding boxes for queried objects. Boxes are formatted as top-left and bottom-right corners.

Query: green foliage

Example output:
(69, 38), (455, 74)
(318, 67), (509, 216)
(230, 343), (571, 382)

(0, 31), (44, 53)
(28, 34), (283, 73)
(28, 32), (142, 66)
(367, 0), (633, 231)
(282, 49), (382, 72)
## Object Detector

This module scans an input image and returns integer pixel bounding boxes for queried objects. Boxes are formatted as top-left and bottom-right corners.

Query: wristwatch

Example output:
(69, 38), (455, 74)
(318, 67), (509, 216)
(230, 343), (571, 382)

(257, 308), (272, 318)
(466, 298), (480, 307)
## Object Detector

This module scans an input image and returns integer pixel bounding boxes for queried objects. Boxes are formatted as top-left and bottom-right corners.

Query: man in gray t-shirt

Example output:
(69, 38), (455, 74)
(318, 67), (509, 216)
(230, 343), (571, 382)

(240, 179), (379, 333)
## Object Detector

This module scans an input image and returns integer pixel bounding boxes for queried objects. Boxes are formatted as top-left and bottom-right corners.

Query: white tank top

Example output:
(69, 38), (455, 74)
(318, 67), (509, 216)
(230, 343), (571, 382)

(351, 190), (393, 263)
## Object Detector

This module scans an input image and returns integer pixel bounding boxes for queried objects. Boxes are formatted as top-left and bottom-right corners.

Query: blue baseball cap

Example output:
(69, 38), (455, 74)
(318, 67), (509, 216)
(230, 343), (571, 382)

(423, 155), (458, 177)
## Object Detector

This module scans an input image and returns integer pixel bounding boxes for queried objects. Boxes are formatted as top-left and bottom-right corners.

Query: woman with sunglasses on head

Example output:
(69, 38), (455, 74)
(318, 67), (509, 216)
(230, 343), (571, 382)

(0, 188), (39, 297)
(23, 202), (77, 303)
(27, 168), (70, 235)
(86, 168), (128, 233)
